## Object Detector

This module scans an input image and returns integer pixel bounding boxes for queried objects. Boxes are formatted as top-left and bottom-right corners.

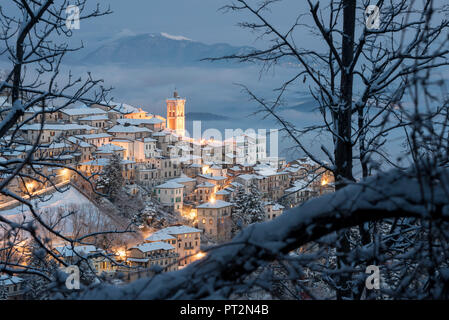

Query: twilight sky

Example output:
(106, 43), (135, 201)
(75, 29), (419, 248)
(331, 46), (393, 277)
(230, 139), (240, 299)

(73, 0), (310, 48)
(2, 0), (446, 166)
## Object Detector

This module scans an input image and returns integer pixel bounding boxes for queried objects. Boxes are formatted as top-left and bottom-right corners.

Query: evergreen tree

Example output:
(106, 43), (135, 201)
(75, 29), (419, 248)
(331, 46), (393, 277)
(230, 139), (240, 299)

(245, 182), (266, 224)
(96, 153), (124, 203)
(231, 183), (265, 236)
(24, 241), (58, 300)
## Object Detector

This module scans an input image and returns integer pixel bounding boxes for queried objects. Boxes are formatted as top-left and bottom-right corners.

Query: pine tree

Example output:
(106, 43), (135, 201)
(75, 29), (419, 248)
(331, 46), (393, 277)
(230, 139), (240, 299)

(245, 182), (265, 224)
(231, 183), (265, 235)
(24, 241), (58, 300)
(96, 153), (124, 203)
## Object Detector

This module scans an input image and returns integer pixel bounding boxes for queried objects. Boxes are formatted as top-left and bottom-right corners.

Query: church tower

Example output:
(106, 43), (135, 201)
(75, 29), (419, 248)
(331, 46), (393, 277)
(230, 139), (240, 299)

(166, 91), (185, 135)
(167, 91), (186, 135)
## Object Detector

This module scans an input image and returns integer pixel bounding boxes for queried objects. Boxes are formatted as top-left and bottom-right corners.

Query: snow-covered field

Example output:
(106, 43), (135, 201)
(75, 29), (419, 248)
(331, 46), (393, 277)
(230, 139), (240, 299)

(0, 186), (116, 239)
(0, 186), (93, 217)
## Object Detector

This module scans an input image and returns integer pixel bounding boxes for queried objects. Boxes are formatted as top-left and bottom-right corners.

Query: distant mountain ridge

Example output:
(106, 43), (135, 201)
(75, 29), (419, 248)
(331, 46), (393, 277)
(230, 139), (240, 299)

(79, 32), (254, 67)
(186, 112), (232, 121)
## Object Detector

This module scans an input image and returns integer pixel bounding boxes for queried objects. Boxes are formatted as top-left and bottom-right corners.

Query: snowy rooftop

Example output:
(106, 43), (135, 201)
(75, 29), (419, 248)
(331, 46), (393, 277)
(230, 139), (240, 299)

(197, 182), (215, 188)
(54, 245), (100, 257)
(256, 169), (284, 177)
(62, 106), (106, 116)
(131, 241), (174, 253)
(66, 136), (93, 148)
(79, 115), (109, 121)
(145, 233), (176, 242)
(81, 158), (135, 166)
(168, 175), (196, 183)
(237, 174), (258, 181)
(215, 189), (230, 195)
(117, 118), (164, 125)
(22, 123), (95, 131)
(108, 125), (151, 133)
(152, 131), (168, 137)
(264, 202), (285, 210)
(285, 180), (314, 193)
(198, 174), (227, 181)
(197, 200), (233, 209)
(158, 225), (202, 235)
(75, 133), (111, 139)
(101, 101), (141, 114)
(39, 142), (71, 150)
(95, 143), (124, 153)
(230, 181), (244, 188)
(155, 181), (184, 189)
(0, 275), (24, 286)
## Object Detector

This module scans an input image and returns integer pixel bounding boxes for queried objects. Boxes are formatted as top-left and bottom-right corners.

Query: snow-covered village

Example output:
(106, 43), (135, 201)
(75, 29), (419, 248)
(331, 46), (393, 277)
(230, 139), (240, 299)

(1, 0), (449, 309)
(0, 89), (335, 298)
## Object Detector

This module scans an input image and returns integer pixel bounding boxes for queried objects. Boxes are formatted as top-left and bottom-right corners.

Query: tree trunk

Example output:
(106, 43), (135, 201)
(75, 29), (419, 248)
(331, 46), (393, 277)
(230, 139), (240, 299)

(335, 0), (356, 300)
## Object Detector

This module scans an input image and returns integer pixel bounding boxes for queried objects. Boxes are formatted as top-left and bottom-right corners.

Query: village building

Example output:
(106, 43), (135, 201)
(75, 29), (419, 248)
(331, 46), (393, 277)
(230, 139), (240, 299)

(79, 158), (136, 182)
(60, 105), (107, 123)
(126, 242), (178, 272)
(154, 181), (184, 213)
(145, 226), (202, 267)
(75, 132), (112, 147)
(263, 202), (285, 220)
(0, 275), (25, 300)
(78, 114), (110, 129)
(53, 245), (117, 275)
(110, 138), (145, 162)
(197, 200), (233, 242)
(94, 143), (125, 159)
(22, 123), (96, 144)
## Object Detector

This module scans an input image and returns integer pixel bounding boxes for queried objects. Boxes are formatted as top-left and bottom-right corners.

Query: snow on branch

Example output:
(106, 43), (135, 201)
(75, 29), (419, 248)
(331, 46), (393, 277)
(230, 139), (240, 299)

(79, 167), (449, 299)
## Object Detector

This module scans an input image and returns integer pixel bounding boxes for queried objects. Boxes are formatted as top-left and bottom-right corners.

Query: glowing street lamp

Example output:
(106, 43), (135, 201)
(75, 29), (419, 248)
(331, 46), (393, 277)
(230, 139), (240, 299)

(194, 251), (206, 260)
(25, 181), (35, 194)
(321, 177), (328, 186)
(116, 249), (126, 260)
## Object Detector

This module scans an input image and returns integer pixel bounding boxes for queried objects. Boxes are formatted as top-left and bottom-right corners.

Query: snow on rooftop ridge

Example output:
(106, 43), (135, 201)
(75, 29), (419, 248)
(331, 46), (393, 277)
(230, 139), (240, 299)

(96, 143), (124, 153)
(131, 241), (174, 252)
(145, 233), (176, 242)
(22, 123), (95, 131)
(168, 175), (196, 183)
(62, 107), (106, 116)
(81, 158), (135, 166)
(159, 225), (202, 235)
(75, 133), (111, 139)
(0, 275), (24, 286)
(103, 101), (141, 114)
(54, 245), (100, 257)
(117, 118), (164, 125)
(197, 181), (215, 188)
(79, 115), (109, 121)
(155, 181), (184, 189)
(197, 200), (233, 209)
(107, 125), (151, 133)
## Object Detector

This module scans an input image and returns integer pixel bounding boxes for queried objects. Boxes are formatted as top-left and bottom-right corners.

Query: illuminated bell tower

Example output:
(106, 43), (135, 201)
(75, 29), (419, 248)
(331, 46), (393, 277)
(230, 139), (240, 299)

(166, 91), (185, 135)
